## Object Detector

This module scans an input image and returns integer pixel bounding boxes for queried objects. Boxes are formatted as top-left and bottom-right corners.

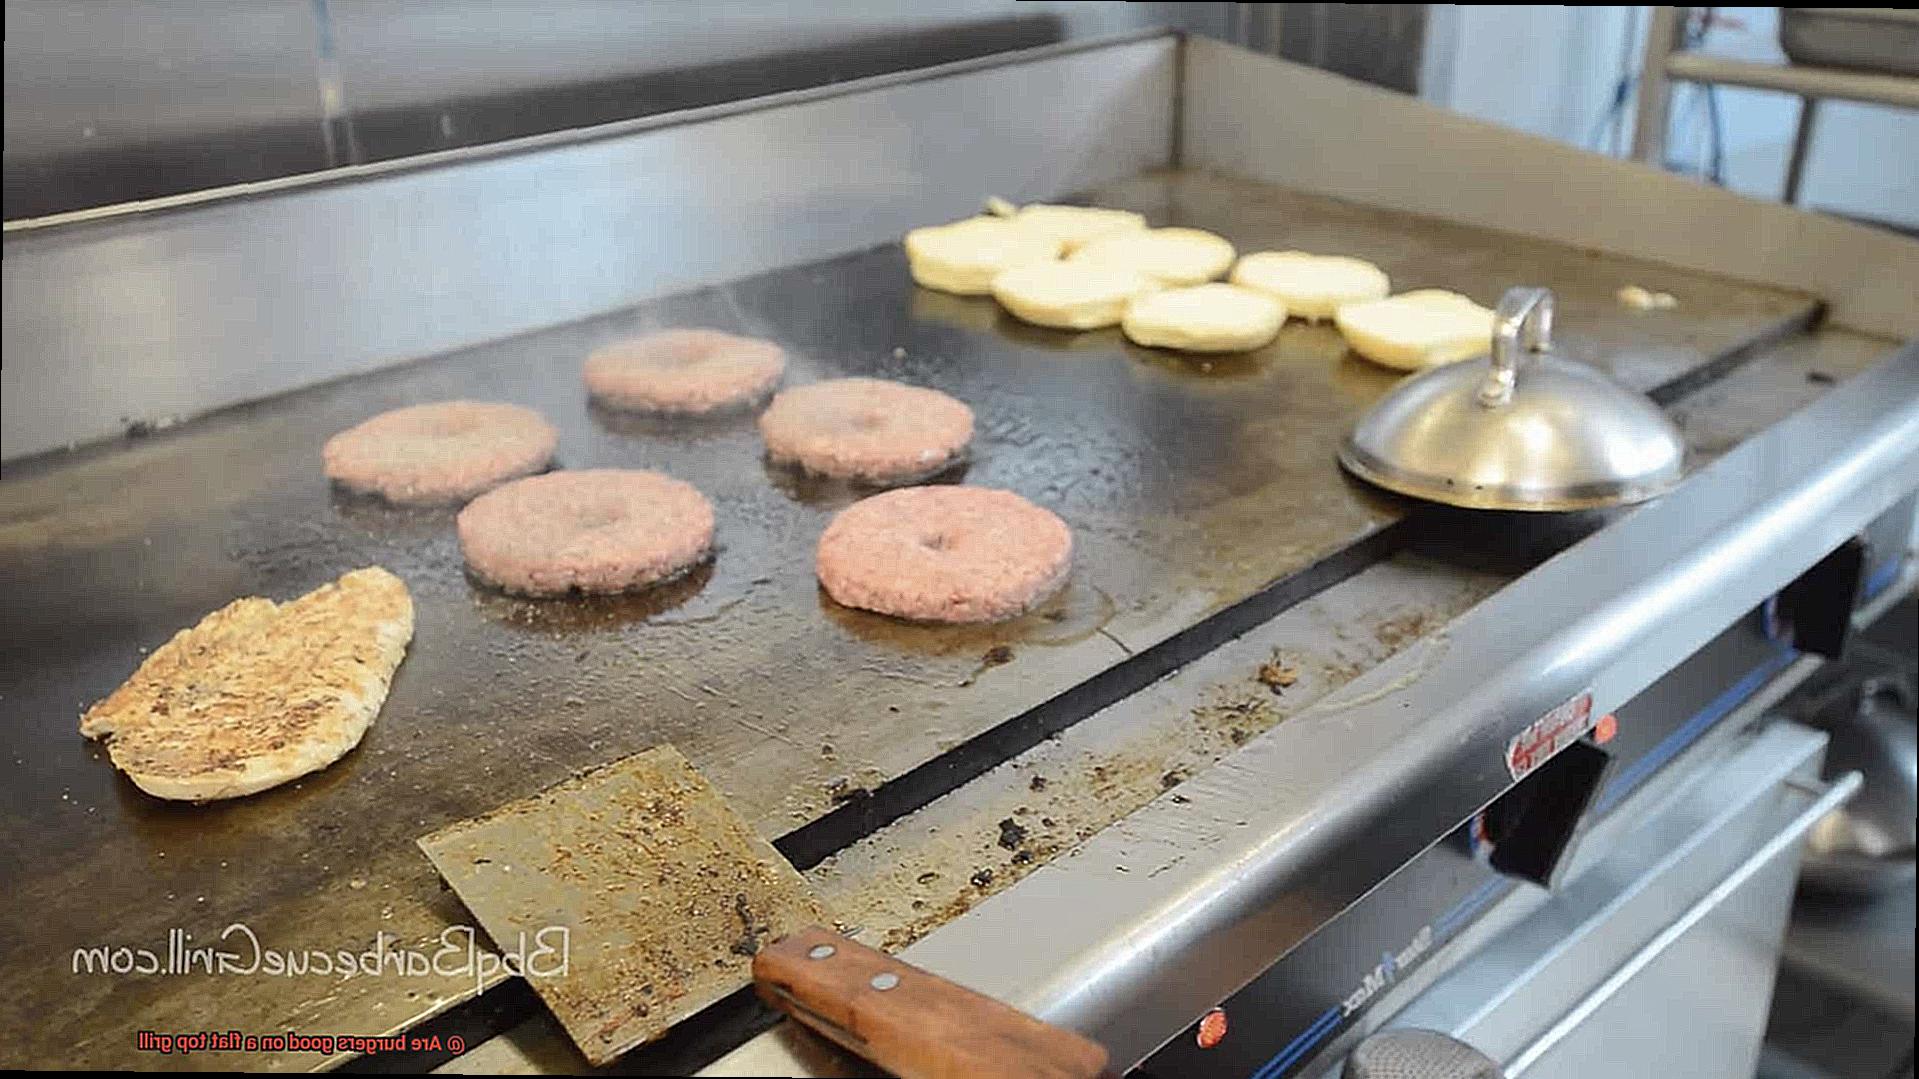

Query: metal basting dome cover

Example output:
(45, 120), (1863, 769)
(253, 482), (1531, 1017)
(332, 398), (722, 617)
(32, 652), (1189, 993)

(1341, 286), (1687, 512)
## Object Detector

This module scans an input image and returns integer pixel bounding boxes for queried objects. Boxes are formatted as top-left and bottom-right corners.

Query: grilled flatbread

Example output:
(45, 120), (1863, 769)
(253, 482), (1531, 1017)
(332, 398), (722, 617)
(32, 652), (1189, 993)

(80, 566), (413, 801)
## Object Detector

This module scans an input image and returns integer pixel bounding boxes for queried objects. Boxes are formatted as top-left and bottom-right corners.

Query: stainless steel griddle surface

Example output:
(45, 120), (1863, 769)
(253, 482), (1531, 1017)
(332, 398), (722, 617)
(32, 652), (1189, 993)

(0, 170), (1817, 1067)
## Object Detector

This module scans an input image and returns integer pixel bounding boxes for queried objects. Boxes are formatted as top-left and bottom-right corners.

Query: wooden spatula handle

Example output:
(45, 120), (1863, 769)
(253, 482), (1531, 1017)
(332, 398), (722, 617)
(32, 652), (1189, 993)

(753, 925), (1110, 1079)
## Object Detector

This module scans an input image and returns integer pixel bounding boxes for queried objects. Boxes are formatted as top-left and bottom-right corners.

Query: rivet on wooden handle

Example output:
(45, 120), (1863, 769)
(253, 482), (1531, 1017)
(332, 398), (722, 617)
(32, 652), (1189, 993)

(753, 925), (1110, 1079)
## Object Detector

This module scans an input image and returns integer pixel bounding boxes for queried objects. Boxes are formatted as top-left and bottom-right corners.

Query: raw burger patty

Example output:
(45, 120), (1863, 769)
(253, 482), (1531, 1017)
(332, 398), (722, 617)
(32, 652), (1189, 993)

(584, 329), (786, 413)
(758, 378), (974, 484)
(323, 400), (557, 504)
(79, 566), (414, 801)
(458, 470), (716, 597)
(816, 486), (1072, 623)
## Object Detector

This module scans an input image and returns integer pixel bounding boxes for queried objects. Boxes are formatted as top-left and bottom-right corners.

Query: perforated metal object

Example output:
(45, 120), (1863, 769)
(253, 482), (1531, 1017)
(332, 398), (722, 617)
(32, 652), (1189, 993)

(1343, 1029), (1505, 1079)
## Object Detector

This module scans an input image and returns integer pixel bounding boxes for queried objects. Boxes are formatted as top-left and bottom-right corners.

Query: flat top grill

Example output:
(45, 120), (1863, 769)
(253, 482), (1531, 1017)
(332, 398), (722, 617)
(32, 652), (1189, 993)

(0, 169), (1819, 1068)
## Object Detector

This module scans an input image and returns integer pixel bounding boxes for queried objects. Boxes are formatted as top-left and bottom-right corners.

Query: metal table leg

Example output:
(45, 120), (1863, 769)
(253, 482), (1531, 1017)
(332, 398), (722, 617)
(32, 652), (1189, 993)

(1784, 97), (1820, 206)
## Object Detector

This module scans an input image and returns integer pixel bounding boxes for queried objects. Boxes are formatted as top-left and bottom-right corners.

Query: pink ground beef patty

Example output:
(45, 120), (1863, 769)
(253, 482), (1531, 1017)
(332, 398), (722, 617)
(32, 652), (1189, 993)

(758, 378), (974, 484)
(583, 329), (786, 414)
(815, 486), (1073, 623)
(457, 469), (716, 597)
(322, 401), (558, 505)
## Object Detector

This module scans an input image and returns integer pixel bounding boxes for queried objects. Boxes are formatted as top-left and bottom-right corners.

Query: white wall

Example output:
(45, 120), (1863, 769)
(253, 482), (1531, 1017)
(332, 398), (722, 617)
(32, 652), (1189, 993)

(1422, 5), (1919, 229)
(1422, 6), (1640, 150)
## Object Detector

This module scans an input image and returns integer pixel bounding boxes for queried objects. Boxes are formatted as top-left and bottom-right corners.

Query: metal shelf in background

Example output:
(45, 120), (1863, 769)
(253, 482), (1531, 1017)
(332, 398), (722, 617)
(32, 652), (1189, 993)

(1666, 50), (1919, 110)
(1632, 7), (1919, 207)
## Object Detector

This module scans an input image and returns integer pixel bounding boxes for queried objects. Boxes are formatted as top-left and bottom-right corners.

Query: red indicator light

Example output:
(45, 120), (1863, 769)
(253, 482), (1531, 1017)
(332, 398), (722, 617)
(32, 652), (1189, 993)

(1197, 1007), (1228, 1049)
(1593, 713), (1619, 745)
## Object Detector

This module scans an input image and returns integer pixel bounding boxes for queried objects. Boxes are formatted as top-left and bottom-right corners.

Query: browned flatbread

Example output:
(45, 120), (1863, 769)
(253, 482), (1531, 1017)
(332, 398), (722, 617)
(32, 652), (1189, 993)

(80, 567), (413, 801)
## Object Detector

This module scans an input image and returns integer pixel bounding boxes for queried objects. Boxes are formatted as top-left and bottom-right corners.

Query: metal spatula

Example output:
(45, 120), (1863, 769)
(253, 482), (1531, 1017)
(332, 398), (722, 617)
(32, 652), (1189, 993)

(421, 746), (1108, 1075)
(418, 744), (828, 1066)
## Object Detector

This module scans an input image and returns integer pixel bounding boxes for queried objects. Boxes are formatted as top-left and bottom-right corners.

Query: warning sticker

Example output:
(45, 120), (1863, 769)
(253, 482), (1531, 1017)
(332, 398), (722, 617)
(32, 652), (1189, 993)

(1505, 691), (1595, 781)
